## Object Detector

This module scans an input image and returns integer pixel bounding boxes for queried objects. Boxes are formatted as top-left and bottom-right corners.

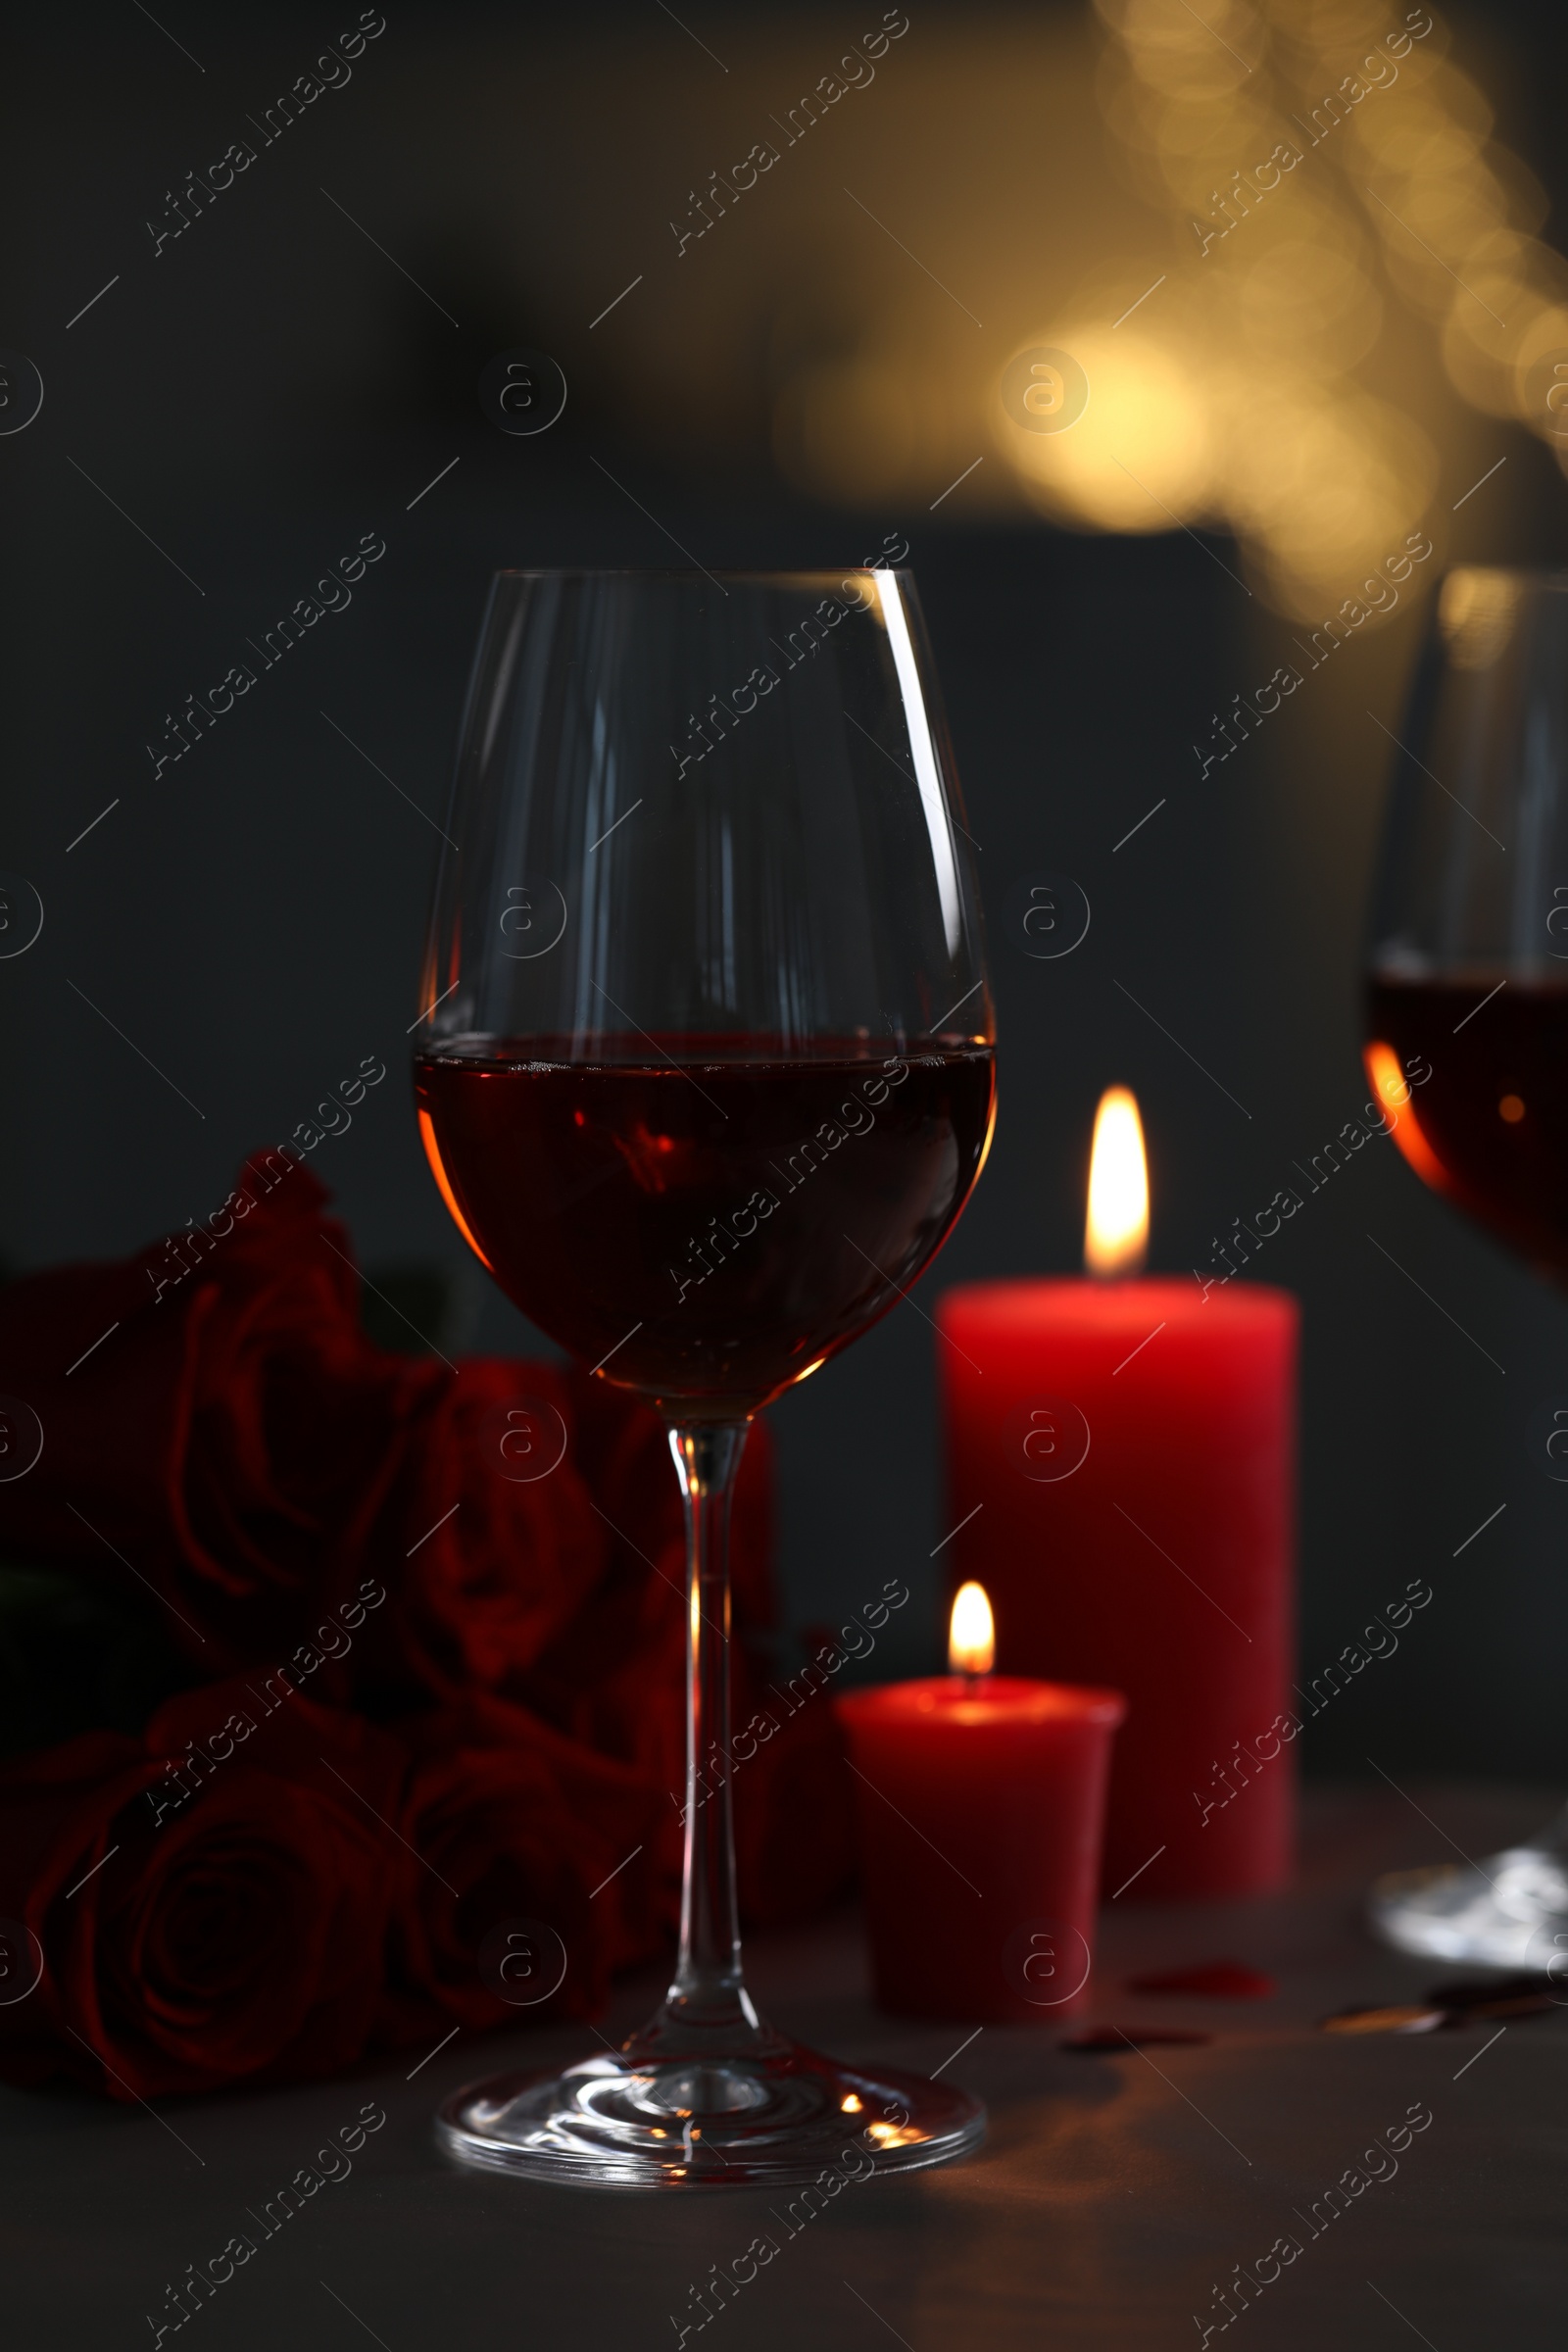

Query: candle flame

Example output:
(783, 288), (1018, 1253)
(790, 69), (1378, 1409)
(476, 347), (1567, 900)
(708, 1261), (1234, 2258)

(1085, 1086), (1149, 1277)
(949, 1581), (995, 1677)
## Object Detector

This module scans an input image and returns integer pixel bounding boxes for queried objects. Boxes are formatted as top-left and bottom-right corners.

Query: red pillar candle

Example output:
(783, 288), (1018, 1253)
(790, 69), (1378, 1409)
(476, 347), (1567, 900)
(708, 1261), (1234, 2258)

(836, 1586), (1125, 2022)
(934, 1090), (1298, 1902)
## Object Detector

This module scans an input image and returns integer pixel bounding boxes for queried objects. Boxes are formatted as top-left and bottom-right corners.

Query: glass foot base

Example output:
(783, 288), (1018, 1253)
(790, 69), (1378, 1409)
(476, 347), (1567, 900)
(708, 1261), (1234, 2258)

(435, 2038), (986, 2189)
(1369, 1841), (1568, 1968)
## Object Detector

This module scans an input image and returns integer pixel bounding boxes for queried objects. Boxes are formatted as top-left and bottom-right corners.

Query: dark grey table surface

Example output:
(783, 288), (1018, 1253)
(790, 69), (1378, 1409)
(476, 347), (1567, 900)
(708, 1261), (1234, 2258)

(7, 1782), (1564, 2350)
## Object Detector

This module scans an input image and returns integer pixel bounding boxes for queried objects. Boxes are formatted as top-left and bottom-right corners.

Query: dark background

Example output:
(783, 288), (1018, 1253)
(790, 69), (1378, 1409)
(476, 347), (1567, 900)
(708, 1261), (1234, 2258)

(4, 0), (1568, 1780)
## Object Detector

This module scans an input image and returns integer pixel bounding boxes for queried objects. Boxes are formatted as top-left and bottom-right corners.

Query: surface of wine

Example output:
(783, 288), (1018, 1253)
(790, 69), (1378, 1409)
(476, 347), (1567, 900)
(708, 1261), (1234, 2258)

(416, 1040), (996, 1410)
(1367, 973), (1568, 1280)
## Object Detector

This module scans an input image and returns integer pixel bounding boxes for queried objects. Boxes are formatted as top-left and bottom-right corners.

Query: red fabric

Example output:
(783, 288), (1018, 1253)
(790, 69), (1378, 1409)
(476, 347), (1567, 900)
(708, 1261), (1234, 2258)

(0, 1152), (854, 2098)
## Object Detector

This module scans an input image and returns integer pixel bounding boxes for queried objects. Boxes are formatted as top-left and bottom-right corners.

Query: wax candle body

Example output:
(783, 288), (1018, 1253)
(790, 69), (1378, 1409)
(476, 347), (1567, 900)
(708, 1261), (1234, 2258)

(936, 1279), (1298, 1900)
(836, 1676), (1125, 2022)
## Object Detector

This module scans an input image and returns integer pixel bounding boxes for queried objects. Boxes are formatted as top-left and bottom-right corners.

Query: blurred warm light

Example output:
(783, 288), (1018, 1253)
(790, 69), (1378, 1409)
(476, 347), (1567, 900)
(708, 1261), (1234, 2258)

(1222, 379), (1439, 615)
(866, 2119), (926, 2147)
(538, 7), (1568, 615)
(1232, 239), (1383, 372)
(1085, 1087), (1149, 1279)
(1100, 0), (1261, 92)
(999, 0), (1568, 611)
(996, 325), (1213, 532)
(1438, 567), (1522, 668)
(949, 1582), (995, 1679)
(1364, 1042), (1447, 1193)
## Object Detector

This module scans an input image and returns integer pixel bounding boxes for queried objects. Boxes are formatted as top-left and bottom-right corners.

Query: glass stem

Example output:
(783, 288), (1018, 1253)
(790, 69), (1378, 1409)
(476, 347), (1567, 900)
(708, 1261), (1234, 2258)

(669, 1422), (756, 2031)
(622, 1419), (781, 2063)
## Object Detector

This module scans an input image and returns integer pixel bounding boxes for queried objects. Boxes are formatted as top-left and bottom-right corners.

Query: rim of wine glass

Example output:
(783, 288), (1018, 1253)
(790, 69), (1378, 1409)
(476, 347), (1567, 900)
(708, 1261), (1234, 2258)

(1440, 564), (1568, 589)
(488, 566), (912, 582)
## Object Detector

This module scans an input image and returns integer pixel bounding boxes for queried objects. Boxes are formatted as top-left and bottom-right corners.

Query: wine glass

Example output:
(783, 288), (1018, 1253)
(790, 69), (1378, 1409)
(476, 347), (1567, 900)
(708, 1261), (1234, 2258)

(412, 569), (996, 2184)
(1364, 565), (1568, 1969)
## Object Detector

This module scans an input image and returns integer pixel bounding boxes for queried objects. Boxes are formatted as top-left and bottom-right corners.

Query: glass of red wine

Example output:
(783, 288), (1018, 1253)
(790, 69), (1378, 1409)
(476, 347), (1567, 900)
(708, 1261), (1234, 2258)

(413, 570), (995, 2184)
(1365, 565), (1568, 1969)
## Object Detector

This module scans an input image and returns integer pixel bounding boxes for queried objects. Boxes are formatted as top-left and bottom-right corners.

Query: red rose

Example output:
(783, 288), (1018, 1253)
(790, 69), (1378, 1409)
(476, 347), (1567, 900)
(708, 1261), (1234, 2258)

(371, 1360), (609, 1702)
(0, 1152), (436, 1670)
(379, 1692), (658, 2042)
(168, 1160), (436, 1644)
(0, 1678), (403, 2100)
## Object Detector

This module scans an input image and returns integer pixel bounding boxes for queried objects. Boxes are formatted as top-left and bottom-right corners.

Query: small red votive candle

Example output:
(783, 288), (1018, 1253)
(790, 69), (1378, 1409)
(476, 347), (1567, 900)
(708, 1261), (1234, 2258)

(835, 1585), (1125, 2023)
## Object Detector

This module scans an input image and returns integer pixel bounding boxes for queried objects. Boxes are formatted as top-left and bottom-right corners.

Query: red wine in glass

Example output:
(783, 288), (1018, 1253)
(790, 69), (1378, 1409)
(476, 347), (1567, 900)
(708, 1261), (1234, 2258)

(1366, 974), (1568, 1284)
(416, 1039), (995, 1411)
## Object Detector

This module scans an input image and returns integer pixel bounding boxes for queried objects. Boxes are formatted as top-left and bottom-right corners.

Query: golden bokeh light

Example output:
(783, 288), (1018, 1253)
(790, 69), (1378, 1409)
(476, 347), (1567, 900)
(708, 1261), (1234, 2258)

(1017, 0), (1568, 608)
(1437, 566), (1522, 667)
(995, 323), (1213, 532)
(541, 9), (1564, 609)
